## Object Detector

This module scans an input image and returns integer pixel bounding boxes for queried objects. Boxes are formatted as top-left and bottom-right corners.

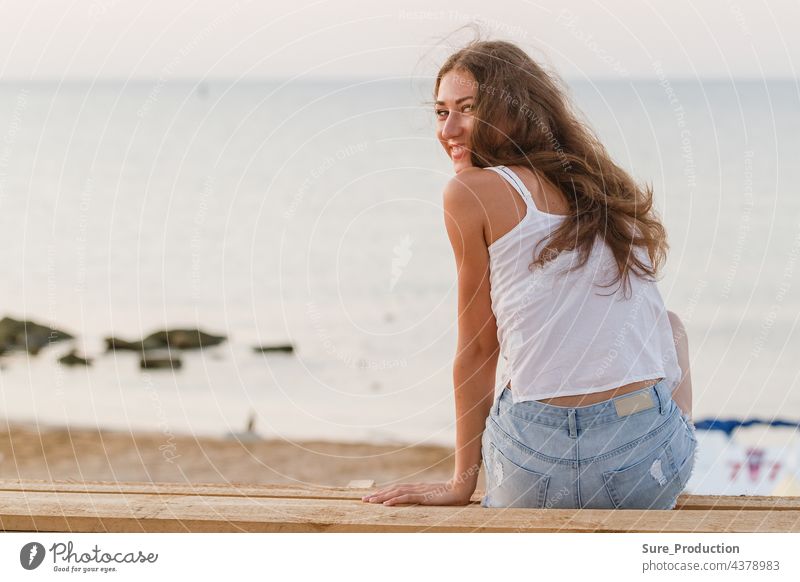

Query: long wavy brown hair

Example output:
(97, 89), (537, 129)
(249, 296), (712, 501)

(434, 38), (668, 298)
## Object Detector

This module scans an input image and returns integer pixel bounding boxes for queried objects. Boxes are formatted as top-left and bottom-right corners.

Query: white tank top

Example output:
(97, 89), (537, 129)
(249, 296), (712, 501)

(485, 165), (682, 403)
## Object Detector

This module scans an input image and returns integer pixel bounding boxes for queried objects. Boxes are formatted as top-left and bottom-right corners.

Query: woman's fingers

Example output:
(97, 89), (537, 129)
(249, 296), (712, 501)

(368, 488), (405, 503)
(363, 486), (421, 503)
(361, 483), (448, 504)
(361, 483), (421, 502)
(383, 493), (420, 506)
(359, 482), (464, 506)
(361, 488), (384, 501)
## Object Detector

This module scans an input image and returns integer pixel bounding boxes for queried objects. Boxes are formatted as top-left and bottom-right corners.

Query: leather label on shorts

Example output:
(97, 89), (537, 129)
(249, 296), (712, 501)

(614, 391), (656, 417)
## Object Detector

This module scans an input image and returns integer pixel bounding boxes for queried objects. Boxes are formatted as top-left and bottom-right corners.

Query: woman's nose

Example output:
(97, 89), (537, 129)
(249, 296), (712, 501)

(441, 112), (463, 139)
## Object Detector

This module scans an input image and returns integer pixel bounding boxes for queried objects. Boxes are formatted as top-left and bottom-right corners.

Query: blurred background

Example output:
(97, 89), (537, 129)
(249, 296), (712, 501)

(0, 0), (798, 493)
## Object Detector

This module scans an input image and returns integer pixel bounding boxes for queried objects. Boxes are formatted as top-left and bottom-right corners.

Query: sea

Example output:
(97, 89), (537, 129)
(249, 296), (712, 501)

(0, 77), (798, 447)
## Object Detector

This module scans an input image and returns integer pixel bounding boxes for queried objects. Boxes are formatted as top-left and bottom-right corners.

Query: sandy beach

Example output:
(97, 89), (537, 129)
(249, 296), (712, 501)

(0, 420), (484, 491)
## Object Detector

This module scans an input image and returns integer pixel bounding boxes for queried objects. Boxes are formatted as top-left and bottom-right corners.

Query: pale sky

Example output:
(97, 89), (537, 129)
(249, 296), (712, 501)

(0, 0), (797, 80)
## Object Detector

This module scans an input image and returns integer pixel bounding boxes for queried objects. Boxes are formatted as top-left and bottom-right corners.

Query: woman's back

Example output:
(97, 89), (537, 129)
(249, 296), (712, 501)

(483, 165), (682, 404)
(478, 165), (695, 511)
(482, 164), (571, 244)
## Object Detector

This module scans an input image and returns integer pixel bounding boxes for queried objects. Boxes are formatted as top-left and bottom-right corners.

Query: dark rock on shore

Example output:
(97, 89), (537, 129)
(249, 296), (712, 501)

(0, 316), (74, 355)
(105, 329), (226, 352)
(252, 343), (294, 354)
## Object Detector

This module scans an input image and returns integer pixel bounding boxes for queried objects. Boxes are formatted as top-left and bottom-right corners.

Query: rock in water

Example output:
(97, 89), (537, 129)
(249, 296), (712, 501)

(105, 328), (227, 352)
(143, 329), (226, 350)
(0, 316), (74, 355)
(252, 343), (294, 354)
(139, 349), (183, 370)
(58, 349), (92, 367)
(104, 337), (142, 351)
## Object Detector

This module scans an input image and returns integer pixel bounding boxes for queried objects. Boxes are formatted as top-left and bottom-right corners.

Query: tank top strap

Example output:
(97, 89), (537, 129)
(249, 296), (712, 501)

(486, 165), (538, 210)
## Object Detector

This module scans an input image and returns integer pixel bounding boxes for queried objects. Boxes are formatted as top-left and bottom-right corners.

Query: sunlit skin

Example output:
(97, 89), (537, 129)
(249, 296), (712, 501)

(434, 69), (477, 174)
(360, 69), (490, 507)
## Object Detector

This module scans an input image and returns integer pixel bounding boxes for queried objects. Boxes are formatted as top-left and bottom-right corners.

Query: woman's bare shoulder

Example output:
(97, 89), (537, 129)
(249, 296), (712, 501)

(442, 167), (508, 204)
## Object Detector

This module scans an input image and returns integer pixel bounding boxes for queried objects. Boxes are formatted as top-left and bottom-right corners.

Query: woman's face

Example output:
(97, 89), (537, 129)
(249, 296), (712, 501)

(435, 69), (477, 174)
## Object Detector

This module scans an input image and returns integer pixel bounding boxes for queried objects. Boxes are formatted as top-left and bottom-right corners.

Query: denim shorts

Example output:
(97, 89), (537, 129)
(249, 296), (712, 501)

(480, 378), (698, 509)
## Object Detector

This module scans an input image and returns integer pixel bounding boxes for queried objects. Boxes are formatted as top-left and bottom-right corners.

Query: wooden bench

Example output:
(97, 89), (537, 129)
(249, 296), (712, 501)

(1, 479), (798, 532)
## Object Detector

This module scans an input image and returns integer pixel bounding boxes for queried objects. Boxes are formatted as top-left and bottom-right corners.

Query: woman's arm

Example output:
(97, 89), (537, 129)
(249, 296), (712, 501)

(443, 171), (500, 495)
(361, 170), (499, 506)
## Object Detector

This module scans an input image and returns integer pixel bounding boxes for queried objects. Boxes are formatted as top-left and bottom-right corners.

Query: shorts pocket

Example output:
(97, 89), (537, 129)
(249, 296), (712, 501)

(602, 437), (684, 510)
(484, 441), (550, 508)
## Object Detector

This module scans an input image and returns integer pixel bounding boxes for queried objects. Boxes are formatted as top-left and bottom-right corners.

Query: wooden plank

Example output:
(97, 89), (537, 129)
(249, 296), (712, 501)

(347, 480), (375, 488)
(1, 480), (799, 510)
(1, 489), (799, 533)
(0, 479), (361, 500)
(673, 495), (800, 511)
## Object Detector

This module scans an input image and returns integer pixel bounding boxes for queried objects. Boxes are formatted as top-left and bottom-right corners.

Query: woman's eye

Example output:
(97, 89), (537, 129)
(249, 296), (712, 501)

(435, 105), (473, 118)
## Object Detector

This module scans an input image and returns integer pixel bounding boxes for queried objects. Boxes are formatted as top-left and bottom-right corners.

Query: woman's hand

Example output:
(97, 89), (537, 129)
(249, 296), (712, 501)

(361, 479), (475, 506)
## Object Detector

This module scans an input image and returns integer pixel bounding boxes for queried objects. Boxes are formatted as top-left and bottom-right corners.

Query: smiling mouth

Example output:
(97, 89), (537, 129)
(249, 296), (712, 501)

(450, 144), (467, 160)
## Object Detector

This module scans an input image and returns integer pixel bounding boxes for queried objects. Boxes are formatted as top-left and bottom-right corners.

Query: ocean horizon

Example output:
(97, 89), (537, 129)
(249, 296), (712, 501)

(1, 77), (798, 446)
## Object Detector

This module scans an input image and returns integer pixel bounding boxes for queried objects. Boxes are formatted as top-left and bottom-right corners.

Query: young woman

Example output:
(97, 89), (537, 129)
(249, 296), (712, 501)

(362, 39), (697, 509)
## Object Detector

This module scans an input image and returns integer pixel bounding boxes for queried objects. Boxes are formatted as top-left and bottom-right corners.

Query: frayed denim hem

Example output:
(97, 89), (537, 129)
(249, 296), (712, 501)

(668, 410), (700, 510)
